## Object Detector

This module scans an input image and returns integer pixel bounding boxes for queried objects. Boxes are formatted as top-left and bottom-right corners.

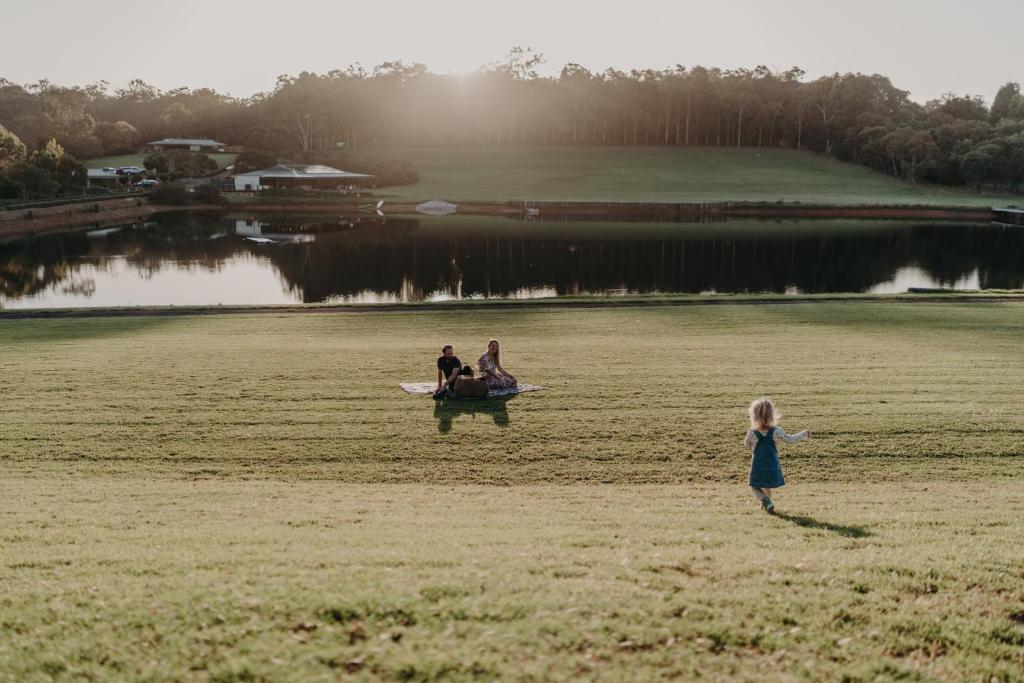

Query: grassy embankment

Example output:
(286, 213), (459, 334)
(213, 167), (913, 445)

(2, 303), (1024, 681)
(84, 153), (237, 172)
(383, 146), (1019, 207)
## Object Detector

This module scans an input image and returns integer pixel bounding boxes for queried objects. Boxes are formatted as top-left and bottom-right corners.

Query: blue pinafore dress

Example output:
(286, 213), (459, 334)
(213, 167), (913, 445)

(748, 427), (786, 488)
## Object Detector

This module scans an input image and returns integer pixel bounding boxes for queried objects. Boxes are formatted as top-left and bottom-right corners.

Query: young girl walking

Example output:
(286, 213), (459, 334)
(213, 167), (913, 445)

(743, 397), (810, 514)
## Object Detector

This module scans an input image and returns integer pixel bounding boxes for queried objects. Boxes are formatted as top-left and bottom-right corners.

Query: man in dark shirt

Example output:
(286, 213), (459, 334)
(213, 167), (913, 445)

(434, 344), (461, 399)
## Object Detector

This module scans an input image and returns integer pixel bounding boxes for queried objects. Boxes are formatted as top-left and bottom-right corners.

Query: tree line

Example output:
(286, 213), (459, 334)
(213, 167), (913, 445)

(2, 49), (1024, 195)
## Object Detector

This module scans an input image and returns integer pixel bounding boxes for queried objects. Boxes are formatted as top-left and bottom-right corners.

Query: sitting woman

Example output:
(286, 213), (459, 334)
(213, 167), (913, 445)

(478, 339), (518, 390)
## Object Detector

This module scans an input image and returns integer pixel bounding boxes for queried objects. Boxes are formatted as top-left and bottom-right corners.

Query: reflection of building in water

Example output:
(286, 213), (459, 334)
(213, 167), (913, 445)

(232, 219), (315, 243)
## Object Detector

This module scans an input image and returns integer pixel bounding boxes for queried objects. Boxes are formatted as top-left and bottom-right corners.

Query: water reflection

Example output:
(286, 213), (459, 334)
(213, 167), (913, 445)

(1, 211), (1022, 308)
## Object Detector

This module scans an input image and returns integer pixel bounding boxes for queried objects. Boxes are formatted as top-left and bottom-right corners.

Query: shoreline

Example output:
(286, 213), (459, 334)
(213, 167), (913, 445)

(3, 292), (1022, 319)
(0, 197), (1006, 239)
(245, 199), (997, 222)
(0, 199), (220, 239)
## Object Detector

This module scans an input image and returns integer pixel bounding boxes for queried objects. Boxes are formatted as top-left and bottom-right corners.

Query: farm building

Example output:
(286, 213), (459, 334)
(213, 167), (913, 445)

(147, 138), (227, 152)
(86, 169), (123, 189)
(232, 164), (374, 192)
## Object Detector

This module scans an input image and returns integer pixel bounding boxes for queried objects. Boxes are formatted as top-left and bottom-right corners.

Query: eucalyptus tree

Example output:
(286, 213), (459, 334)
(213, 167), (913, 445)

(558, 63), (595, 145)
(160, 102), (197, 138)
(990, 83), (1021, 124)
(0, 124), (26, 171)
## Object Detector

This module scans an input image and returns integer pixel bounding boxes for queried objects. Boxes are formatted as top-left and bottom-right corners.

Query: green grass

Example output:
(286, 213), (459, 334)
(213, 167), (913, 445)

(84, 152), (237, 171)
(2, 303), (1021, 482)
(3, 480), (1024, 682)
(2, 302), (1024, 680)
(383, 146), (1019, 206)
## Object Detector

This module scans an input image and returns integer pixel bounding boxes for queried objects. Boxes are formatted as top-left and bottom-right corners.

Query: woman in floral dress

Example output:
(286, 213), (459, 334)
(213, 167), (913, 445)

(478, 339), (518, 390)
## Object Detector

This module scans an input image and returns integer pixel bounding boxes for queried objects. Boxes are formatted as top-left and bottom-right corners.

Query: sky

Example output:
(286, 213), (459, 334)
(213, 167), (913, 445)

(3, 0), (1021, 103)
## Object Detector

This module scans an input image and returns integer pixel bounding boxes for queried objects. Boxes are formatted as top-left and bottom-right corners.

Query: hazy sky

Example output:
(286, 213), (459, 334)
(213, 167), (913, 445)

(3, 0), (1021, 103)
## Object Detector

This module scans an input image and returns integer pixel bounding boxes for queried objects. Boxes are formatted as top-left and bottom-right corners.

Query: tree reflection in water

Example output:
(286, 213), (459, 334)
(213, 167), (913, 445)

(1, 211), (1022, 306)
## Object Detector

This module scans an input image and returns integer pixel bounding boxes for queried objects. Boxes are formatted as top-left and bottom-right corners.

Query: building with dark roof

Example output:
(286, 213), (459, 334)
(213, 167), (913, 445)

(147, 138), (227, 152)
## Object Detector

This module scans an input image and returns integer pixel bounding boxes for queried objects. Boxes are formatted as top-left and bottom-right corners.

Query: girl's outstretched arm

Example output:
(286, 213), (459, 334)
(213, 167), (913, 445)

(742, 430), (756, 449)
(774, 426), (809, 444)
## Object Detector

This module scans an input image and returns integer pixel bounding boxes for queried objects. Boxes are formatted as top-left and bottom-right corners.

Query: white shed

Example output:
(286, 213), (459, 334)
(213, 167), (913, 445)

(232, 164), (373, 192)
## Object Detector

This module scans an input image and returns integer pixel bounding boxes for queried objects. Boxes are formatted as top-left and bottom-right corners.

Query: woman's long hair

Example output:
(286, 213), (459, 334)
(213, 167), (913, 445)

(488, 338), (500, 364)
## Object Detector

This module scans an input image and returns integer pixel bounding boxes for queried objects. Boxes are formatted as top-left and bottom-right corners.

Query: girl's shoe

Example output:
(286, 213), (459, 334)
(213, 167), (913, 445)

(760, 497), (771, 512)
(765, 498), (776, 514)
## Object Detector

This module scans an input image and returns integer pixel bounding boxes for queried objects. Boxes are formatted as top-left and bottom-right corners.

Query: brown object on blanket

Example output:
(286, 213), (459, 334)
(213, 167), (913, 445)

(454, 376), (489, 399)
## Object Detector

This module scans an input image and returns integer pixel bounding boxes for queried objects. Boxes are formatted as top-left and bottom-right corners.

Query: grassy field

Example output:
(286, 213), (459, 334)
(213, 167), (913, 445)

(84, 152), (237, 171)
(383, 146), (1019, 206)
(2, 302), (1024, 680)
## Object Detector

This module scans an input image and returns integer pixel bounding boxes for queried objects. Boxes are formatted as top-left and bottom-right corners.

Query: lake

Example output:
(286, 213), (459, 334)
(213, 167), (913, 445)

(1, 212), (1022, 308)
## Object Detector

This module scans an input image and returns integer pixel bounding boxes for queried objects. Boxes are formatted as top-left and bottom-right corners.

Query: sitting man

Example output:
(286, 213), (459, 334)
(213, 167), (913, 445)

(434, 344), (462, 399)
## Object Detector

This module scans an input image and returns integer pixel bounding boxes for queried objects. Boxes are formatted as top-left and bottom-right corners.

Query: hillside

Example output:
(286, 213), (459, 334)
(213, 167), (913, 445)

(385, 146), (1018, 206)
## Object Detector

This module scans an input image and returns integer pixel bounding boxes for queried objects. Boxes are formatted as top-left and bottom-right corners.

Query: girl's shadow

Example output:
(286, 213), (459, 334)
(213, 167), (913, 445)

(433, 395), (516, 434)
(774, 511), (872, 538)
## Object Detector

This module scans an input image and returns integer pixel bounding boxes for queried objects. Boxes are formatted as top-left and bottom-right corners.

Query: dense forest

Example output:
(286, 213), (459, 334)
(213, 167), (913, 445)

(2, 49), (1023, 196)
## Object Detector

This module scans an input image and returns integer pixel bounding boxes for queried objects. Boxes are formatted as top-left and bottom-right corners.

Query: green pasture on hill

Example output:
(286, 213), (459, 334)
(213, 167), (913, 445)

(384, 146), (1018, 206)
(2, 302), (1024, 681)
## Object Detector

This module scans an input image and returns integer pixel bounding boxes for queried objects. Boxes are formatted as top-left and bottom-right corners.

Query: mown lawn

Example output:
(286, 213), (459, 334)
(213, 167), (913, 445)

(383, 146), (1019, 206)
(1, 303), (1020, 482)
(1, 302), (1023, 681)
(3, 480), (1023, 682)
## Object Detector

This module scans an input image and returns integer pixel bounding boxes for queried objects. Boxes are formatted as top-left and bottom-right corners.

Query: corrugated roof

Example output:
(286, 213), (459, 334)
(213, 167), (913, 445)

(236, 164), (373, 179)
(147, 138), (226, 146)
(87, 169), (119, 178)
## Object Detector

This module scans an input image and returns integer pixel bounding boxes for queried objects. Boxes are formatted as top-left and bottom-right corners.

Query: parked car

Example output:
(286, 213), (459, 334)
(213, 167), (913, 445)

(101, 167), (117, 173)
(134, 179), (160, 189)
(117, 166), (145, 175)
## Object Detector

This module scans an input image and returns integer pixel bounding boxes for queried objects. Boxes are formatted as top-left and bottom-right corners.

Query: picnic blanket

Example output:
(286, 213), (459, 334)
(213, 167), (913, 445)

(399, 382), (543, 397)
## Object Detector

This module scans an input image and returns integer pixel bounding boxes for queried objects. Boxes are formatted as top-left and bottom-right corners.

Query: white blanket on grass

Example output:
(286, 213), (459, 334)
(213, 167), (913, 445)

(400, 382), (543, 397)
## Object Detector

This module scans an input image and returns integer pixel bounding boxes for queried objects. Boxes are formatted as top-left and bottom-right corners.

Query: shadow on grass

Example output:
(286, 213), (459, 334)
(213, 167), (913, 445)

(433, 394), (517, 434)
(775, 511), (872, 538)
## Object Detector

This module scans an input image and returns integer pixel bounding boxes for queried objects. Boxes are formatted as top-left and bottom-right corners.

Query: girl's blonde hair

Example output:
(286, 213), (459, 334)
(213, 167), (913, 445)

(748, 397), (780, 430)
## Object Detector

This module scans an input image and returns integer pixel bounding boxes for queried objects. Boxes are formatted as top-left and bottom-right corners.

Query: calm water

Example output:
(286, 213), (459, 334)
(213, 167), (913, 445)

(1, 212), (1022, 308)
